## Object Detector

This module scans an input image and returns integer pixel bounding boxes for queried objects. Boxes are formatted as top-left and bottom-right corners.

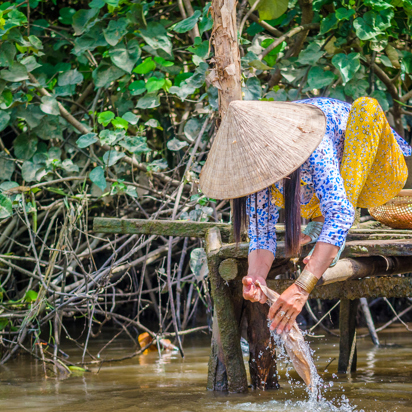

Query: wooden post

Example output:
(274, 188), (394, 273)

(246, 301), (279, 390)
(338, 299), (359, 373)
(206, 228), (248, 392)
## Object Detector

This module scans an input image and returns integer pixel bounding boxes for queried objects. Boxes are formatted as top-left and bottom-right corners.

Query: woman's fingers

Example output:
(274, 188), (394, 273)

(242, 276), (267, 303)
(300, 234), (311, 245)
(285, 312), (299, 333)
(273, 309), (292, 334)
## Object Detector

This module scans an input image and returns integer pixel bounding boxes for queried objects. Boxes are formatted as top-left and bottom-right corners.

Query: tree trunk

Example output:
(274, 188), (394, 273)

(210, 0), (242, 117)
(207, 0), (246, 393)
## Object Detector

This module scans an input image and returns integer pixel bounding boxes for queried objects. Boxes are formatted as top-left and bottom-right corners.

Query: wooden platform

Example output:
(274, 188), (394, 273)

(93, 217), (412, 392)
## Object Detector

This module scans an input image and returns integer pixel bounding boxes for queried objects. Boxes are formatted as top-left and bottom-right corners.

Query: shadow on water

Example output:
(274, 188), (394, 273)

(1, 326), (412, 412)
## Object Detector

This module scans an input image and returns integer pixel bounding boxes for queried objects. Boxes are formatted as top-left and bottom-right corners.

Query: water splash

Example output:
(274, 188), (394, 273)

(269, 325), (362, 412)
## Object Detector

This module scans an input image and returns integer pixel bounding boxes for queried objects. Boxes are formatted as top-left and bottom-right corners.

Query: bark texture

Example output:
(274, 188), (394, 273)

(210, 0), (242, 117)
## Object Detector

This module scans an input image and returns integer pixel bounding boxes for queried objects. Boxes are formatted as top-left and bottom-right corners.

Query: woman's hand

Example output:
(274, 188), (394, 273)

(242, 275), (268, 304)
(244, 249), (274, 304)
(268, 284), (309, 334)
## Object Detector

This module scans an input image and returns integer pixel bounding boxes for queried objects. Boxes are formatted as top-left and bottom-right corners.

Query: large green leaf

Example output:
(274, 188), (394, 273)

(353, 10), (393, 41)
(40, 96), (60, 116)
(148, 158), (168, 171)
(21, 161), (41, 182)
(109, 40), (141, 73)
(242, 77), (261, 100)
(298, 43), (324, 66)
(20, 56), (42, 72)
(136, 93), (160, 109)
(122, 112), (140, 125)
(103, 18), (129, 46)
(0, 154), (15, 181)
(332, 53), (360, 85)
(0, 63), (28, 82)
(167, 138), (188, 151)
(103, 150), (125, 166)
(184, 118), (201, 141)
(16, 105), (45, 128)
(0, 194), (12, 219)
(92, 62), (127, 88)
(133, 57), (156, 75)
(140, 23), (174, 60)
(97, 111), (115, 126)
(0, 9), (27, 36)
(307, 66), (336, 90)
(0, 41), (16, 67)
(320, 14), (338, 35)
(33, 117), (63, 141)
(146, 77), (165, 93)
(403, 52), (412, 74)
(72, 8), (99, 36)
(58, 69), (83, 86)
(13, 134), (38, 160)
(199, 2), (213, 35)
(59, 7), (77, 25)
(0, 110), (10, 132)
(76, 133), (98, 148)
(172, 10), (201, 33)
(72, 23), (108, 55)
(89, 166), (107, 191)
(99, 129), (125, 146)
(335, 8), (355, 21)
(344, 78), (369, 99)
(248, 0), (288, 20)
(129, 80), (147, 96)
(127, 3), (147, 28)
(61, 159), (79, 173)
(119, 136), (150, 154)
(364, 0), (393, 10)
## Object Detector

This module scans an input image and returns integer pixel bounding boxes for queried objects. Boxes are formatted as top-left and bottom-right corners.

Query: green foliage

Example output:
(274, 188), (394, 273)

(0, 0), (410, 226)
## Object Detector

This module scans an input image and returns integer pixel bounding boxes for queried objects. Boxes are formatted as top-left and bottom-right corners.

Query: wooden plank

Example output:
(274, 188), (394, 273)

(338, 299), (358, 373)
(217, 239), (412, 260)
(94, 218), (412, 242)
(266, 277), (412, 300)
(93, 217), (232, 241)
(219, 256), (412, 286)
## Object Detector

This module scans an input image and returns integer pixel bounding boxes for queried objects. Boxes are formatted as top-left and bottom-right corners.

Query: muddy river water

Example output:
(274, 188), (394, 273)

(1, 326), (412, 412)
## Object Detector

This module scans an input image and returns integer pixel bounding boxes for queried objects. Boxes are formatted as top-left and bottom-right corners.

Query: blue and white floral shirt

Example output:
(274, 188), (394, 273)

(247, 97), (412, 258)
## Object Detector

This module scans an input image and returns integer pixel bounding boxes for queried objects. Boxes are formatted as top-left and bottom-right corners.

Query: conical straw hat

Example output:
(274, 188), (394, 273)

(199, 100), (326, 199)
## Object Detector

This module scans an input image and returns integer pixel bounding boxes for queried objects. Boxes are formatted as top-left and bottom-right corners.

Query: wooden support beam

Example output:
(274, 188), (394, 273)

(94, 218), (412, 243)
(206, 228), (248, 393)
(219, 255), (412, 287)
(217, 239), (412, 260)
(266, 277), (412, 300)
(93, 218), (232, 242)
(319, 256), (412, 285)
(338, 299), (359, 373)
(245, 301), (279, 390)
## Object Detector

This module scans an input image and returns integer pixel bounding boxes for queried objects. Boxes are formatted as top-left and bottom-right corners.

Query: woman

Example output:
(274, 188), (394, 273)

(200, 97), (411, 336)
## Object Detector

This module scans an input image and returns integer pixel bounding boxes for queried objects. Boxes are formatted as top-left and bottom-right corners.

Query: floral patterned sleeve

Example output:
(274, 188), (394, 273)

(247, 187), (279, 258)
(309, 139), (355, 247)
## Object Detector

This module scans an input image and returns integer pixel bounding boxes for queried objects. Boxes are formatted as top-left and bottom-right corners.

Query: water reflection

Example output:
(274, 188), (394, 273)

(0, 327), (411, 412)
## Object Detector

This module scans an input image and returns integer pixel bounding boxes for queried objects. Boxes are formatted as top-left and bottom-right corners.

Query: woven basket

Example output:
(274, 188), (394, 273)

(369, 190), (412, 229)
